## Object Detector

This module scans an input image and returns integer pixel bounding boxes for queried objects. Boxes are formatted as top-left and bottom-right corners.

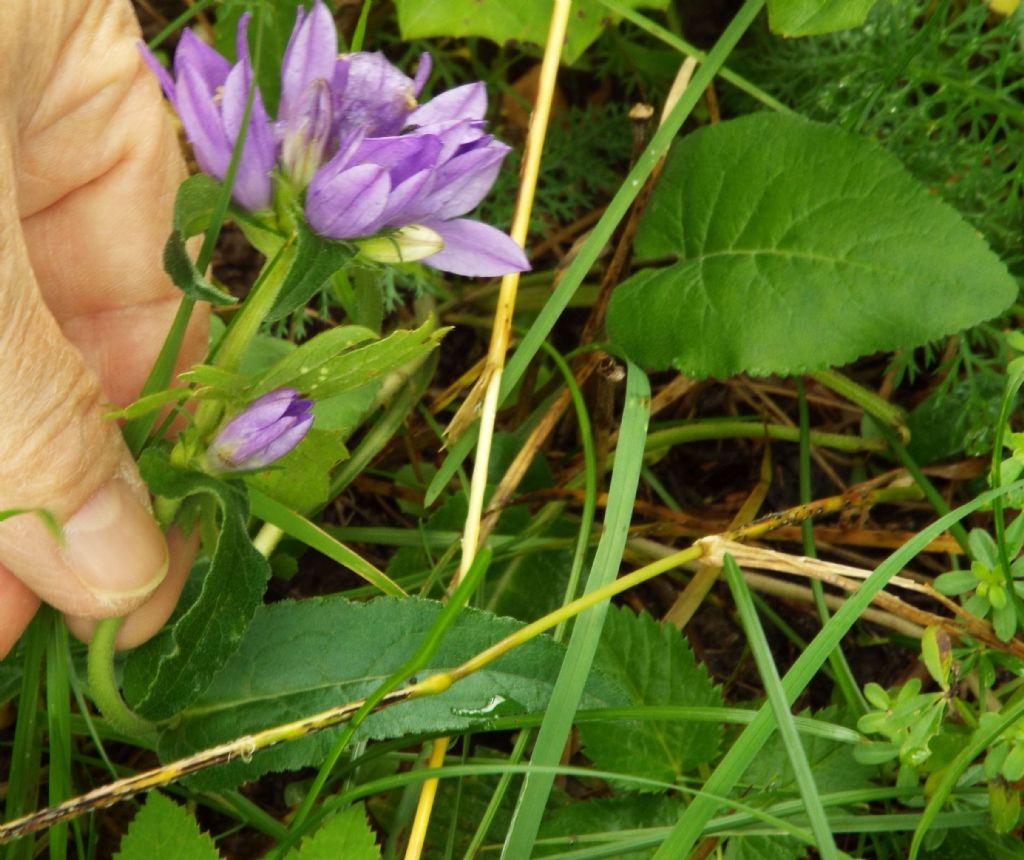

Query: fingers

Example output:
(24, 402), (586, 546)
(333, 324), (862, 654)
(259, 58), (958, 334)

(0, 565), (40, 659)
(64, 526), (198, 651)
(0, 1), (204, 632)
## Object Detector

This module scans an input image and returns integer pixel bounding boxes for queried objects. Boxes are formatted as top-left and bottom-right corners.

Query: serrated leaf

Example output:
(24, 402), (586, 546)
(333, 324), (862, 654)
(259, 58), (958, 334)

(155, 596), (628, 790)
(164, 230), (236, 306)
(289, 804), (380, 860)
(266, 221), (356, 322)
(743, 706), (875, 795)
(578, 606), (723, 790)
(606, 113), (1016, 380)
(122, 451), (270, 720)
(395, 0), (669, 65)
(246, 428), (349, 510)
(724, 834), (805, 860)
(113, 793), (221, 860)
(536, 796), (681, 859)
(767, 0), (880, 36)
(252, 321), (445, 401)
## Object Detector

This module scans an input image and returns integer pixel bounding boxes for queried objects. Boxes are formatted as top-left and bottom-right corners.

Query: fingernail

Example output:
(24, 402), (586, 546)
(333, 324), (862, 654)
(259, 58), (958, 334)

(62, 479), (169, 600)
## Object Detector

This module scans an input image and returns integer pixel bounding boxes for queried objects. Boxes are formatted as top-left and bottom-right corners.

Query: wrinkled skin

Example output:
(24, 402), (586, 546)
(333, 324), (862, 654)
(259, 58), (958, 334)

(0, 0), (205, 655)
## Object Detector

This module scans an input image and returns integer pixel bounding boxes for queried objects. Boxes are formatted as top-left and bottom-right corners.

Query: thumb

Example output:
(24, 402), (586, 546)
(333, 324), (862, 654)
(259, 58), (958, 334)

(0, 163), (168, 620)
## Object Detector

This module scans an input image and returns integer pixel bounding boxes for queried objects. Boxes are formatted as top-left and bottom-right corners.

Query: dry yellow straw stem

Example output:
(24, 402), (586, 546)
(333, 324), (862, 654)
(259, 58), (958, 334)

(404, 2), (573, 856)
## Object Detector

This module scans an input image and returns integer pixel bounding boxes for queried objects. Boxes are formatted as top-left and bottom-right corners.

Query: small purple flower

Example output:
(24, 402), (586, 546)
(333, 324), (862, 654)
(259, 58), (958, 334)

(207, 389), (314, 472)
(140, 16), (276, 211)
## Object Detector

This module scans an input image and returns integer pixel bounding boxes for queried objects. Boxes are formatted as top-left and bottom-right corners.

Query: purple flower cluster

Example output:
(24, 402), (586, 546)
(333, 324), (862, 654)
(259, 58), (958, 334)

(141, 2), (528, 277)
(207, 389), (314, 472)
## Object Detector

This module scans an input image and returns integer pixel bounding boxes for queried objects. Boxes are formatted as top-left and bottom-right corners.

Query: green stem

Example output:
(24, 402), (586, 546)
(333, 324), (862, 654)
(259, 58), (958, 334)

(194, 241), (294, 435)
(811, 369), (909, 443)
(87, 619), (156, 739)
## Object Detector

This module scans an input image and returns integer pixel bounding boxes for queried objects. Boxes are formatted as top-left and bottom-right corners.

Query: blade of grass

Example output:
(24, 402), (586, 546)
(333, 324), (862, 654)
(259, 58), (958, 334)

(463, 340), (599, 859)
(722, 555), (841, 860)
(499, 361), (651, 859)
(44, 613), (74, 860)
(651, 478), (1024, 859)
(248, 489), (406, 597)
(4, 612), (49, 860)
(425, 0), (767, 507)
(796, 379), (865, 714)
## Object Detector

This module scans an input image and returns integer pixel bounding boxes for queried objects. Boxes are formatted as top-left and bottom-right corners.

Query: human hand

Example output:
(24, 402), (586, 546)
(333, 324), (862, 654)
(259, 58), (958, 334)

(0, 0), (206, 657)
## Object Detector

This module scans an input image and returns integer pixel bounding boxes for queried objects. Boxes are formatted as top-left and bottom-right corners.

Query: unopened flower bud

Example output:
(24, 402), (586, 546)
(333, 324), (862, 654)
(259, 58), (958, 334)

(207, 389), (314, 472)
(356, 224), (444, 264)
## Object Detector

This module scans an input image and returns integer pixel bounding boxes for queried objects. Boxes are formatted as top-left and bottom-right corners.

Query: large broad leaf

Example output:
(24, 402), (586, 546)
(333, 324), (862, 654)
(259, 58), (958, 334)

(607, 113), (1017, 380)
(122, 452), (270, 721)
(578, 606), (723, 790)
(114, 793), (221, 860)
(766, 0), (881, 36)
(156, 596), (627, 790)
(395, 0), (669, 65)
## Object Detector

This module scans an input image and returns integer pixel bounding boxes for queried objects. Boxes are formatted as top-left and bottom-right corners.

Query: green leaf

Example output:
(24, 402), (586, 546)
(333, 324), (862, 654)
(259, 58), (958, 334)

(919, 826), (1024, 859)
(766, 0), (880, 36)
(724, 834), (805, 860)
(113, 792), (221, 860)
(579, 606), (723, 789)
(122, 451), (270, 721)
(155, 595), (627, 790)
(933, 570), (977, 596)
(289, 804), (380, 860)
(743, 706), (876, 796)
(163, 230), (236, 307)
(173, 174), (224, 237)
(252, 321), (446, 401)
(265, 221), (356, 322)
(606, 113), (1016, 380)
(246, 428), (349, 511)
(536, 795), (681, 859)
(395, 0), (669, 65)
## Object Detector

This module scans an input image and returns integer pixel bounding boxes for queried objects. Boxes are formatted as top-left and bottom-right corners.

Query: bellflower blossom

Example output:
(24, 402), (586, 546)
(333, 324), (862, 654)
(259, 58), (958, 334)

(207, 389), (314, 472)
(141, 1), (528, 277)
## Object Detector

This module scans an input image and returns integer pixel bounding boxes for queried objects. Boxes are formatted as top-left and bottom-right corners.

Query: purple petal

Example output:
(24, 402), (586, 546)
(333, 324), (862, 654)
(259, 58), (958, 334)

(249, 412), (314, 467)
(427, 141), (509, 220)
(352, 134), (441, 184)
(368, 168), (435, 233)
(280, 0), (338, 122)
(219, 19), (276, 210)
(421, 219), (529, 277)
(175, 64), (232, 179)
(334, 52), (417, 139)
(174, 29), (231, 89)
(138, 43), (177, 102)
(410, 118), (488, 162)
(306, 163), (391, 238)
(408, 82), (487, 127)
(412, 52), (432, 97)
